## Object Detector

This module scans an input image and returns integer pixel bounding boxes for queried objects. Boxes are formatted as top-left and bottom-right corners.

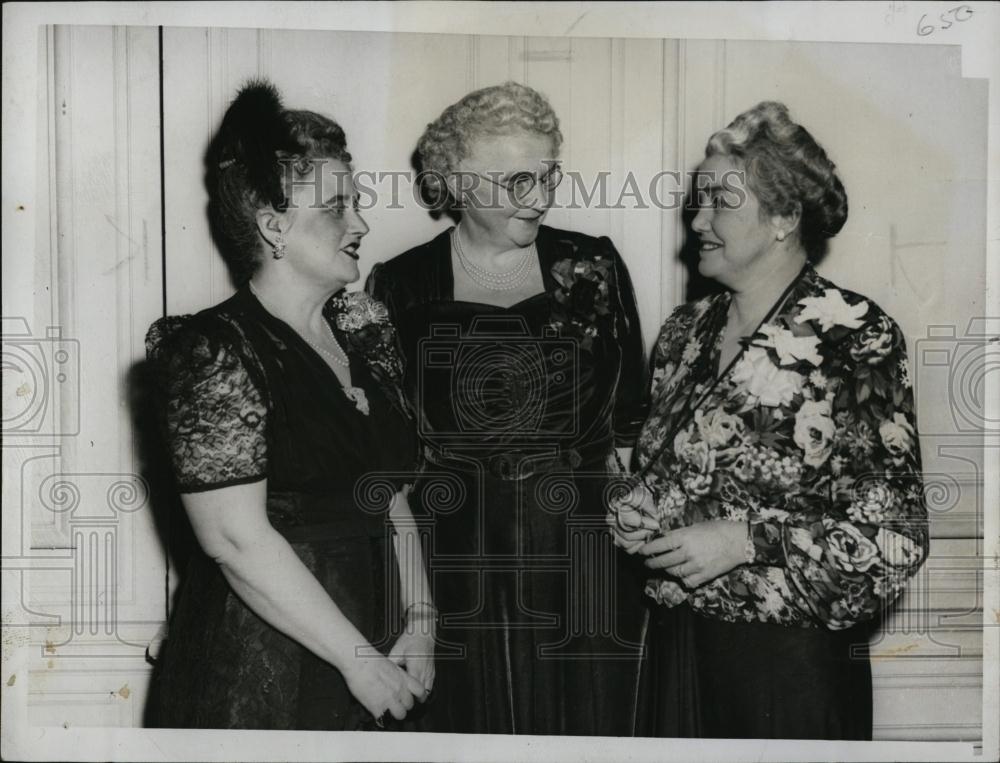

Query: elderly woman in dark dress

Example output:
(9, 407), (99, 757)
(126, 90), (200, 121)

(610, 101), (929, 739)
(145, 81), (434, 730)
(367, 81), (649, 735)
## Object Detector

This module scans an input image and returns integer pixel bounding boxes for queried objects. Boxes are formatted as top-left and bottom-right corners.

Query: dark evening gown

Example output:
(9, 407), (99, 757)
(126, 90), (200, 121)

(367, 224), (650, 735)
(144, 286), (422, 730)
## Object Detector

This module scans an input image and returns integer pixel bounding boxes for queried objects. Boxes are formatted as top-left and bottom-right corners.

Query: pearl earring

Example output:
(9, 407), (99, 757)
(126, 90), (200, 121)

(776, 231), (786, 242)
(272, 235), (286, 259)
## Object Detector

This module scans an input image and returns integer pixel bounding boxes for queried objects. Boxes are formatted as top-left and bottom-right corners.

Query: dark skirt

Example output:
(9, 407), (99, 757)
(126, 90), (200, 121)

(635, 603), (702, 737)
(147, 494), (425, 731)
(419, 460), (648, 736)
(637, 604), (873, 740)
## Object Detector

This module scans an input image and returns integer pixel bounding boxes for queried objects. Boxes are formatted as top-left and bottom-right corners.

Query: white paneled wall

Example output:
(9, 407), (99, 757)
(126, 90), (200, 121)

(23, 26), (988, 740)
(22, 25), (164, 728)
(160, 29), (681, 343)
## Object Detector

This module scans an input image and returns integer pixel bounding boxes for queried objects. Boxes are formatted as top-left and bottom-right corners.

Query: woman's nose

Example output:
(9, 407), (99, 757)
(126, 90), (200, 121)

(351, 208), (370, 237)
(691, 205), (712, 234)
(520, 180), (550, 211)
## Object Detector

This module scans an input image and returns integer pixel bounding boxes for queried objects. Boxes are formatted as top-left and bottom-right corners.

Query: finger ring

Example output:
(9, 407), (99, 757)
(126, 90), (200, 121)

(375, 712), (386, 729)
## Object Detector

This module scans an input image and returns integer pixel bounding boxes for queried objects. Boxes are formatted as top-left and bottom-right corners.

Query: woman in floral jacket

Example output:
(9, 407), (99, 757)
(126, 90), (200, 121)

(610, 101), (928, 739)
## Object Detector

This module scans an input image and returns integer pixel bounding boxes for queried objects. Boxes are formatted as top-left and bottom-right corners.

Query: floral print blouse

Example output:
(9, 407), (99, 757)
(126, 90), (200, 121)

(635, 265), (929, 630)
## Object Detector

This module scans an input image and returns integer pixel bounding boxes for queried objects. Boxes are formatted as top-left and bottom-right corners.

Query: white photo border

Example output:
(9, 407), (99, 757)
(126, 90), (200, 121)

(2, 2), (997, 761)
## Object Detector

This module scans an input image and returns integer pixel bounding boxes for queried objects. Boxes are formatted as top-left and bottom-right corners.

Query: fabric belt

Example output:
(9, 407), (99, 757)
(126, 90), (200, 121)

(422, 445), (583, 481)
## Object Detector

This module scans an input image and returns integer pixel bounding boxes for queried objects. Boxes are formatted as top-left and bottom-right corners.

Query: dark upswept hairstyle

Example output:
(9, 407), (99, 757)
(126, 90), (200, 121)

(205, 79), (352, 284)
(415, 81), (563, 210)
(706, 101), (848, 262)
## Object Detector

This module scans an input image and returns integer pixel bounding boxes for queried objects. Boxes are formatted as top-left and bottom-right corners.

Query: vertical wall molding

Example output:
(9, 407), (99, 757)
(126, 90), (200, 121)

(664, 38), (728, 318)
(466, 36), (477, 91)
(564, 38), (574, 171)
(24, 24), (165, 729)
(714, 40), (727, 127)
(112, 27), (131, 475)
(43, 26), (59, 331)
(472, 34), (509, 89)
(52, 27), (76, 343)
(205, 28), (228, 303)
(607, 38), (626, 252)
(256, 28), (271, 77)
(508, 36), (527, 82)
(44, 25), (77, 547)
(39, 23), (164, 586)
(664, 39), (686, 320)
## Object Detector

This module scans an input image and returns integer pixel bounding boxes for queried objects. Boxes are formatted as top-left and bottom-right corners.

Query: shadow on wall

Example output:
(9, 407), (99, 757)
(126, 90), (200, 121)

(123, 118), (248, 729)
(678, 192), (725, 304)
(125, 359), (198, 727)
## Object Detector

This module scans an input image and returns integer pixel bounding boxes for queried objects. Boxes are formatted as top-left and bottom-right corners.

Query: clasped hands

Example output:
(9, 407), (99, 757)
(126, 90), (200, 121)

(607, 478), (747, 589)
(345, 611), (435, 725)
(388, 608), (436, 697)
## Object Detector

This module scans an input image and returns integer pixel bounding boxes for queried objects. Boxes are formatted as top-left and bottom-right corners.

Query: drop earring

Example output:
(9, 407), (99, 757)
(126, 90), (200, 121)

(272, 235), (286, 259)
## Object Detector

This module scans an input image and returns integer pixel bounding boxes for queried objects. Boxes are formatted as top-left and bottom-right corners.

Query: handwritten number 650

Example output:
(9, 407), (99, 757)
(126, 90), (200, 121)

(918, 6), (974, 37)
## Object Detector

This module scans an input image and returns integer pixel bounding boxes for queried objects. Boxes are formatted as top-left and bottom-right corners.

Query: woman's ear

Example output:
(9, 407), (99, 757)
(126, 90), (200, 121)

(771, 203), (802, 242)
(443, 173), (464, 210)
(255, 208), (285, 250)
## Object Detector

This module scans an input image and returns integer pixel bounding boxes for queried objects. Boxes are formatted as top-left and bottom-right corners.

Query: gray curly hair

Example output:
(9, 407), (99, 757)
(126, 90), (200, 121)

(416, 81), (563, 208)
(705, 101), (848, 263)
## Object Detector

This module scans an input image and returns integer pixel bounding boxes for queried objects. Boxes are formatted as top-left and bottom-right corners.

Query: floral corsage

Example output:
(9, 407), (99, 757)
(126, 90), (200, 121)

(326, 291), (410, 415)
(548, 256), (614, 351)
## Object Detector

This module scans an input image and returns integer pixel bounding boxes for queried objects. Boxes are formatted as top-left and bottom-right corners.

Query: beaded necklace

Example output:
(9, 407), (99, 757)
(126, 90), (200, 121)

(452, 225), (536, 292)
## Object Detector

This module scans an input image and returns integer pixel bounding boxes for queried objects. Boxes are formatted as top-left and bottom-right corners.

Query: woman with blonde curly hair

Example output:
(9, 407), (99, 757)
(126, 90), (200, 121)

(610, 101), (928, 738)
(368, 81), (649, 735)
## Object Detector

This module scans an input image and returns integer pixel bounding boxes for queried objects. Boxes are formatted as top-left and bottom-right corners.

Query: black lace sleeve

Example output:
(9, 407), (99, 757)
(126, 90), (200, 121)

(146, 315), (268, 493)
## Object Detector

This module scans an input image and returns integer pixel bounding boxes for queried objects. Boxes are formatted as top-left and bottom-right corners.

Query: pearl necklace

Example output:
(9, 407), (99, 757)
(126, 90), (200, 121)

(249, 281), (369, 415)
(305, 330), (350, 368)
(452, 226), (535, 292)
(248, 281), (350, 367)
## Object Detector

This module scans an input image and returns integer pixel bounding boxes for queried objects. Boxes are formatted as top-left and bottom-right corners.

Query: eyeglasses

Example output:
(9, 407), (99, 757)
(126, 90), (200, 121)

(457, 163), (564, 203)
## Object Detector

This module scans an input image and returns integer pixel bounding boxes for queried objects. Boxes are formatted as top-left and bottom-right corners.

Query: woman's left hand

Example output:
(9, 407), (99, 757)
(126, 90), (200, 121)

(388, 628), (436, 697)
(639, 520), (747, 589)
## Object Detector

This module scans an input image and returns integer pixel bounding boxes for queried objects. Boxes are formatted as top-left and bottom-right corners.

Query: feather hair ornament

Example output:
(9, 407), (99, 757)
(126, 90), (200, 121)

(214, 79), (301, 211)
